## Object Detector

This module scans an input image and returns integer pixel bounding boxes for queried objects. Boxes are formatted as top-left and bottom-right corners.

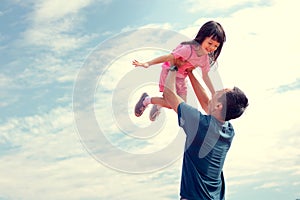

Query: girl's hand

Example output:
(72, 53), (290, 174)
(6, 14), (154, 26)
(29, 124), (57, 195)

(132, 60), (149, 68)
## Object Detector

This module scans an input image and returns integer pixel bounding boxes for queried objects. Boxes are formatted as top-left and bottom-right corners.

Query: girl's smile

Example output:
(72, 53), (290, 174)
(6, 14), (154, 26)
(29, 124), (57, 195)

(201, 36), (220, 54)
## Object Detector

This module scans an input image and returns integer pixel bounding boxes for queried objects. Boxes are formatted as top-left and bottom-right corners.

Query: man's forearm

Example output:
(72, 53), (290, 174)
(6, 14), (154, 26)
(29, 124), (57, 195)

(188, 71), (209, 113)
(163, 69), (183, 113)
(202, 72), (215, 95)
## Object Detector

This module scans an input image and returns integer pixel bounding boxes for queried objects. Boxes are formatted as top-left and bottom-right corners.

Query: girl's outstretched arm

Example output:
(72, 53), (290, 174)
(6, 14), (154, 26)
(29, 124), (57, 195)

(132, 54), (174, 68)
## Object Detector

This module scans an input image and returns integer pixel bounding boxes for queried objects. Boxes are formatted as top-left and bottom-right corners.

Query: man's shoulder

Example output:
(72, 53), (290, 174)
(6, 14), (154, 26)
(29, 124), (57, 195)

(178, 102), (206, 115)
(178, 102), (210, 124)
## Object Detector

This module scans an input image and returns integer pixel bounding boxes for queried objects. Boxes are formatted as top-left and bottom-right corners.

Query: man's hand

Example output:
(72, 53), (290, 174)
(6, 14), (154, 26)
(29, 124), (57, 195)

(174, 59), (187, 68)
(185, 67), (195, 73)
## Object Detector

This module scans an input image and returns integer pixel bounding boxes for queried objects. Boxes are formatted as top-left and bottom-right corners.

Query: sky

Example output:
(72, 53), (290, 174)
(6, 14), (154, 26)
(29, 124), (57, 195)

(0, 0), (300, 199)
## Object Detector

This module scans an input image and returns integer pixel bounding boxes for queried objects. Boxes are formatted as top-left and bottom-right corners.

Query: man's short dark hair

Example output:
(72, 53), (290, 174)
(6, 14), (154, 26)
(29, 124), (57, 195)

(219, 87), (249, 121)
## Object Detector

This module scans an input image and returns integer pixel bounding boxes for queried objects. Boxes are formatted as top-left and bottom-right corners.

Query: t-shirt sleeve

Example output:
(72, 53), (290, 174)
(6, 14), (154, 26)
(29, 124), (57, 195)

(177, 102), (205, 138)
(172, 44), (192, 61)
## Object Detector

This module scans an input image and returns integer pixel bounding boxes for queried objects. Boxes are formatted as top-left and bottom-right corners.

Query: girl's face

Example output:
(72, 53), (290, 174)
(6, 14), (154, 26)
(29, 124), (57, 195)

(201, 36), (220, 54)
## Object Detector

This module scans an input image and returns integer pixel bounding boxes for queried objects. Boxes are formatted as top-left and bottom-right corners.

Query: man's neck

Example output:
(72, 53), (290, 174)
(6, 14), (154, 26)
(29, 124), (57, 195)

(212, 113), (225, 123)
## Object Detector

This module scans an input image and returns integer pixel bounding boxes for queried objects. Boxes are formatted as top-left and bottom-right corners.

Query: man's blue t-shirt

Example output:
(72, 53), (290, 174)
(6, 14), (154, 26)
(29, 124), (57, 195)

(177, 102), (235, 200)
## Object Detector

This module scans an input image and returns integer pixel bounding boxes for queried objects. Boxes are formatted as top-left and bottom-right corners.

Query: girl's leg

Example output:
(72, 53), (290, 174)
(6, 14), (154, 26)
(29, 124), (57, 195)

(135, 67), (170, 117)
(149, 97), (166, 121)
(152, 66), (188, 109)
(150, 96), (171, 109)
(135, 66), (188, 118)
(148, 66), (170, 121)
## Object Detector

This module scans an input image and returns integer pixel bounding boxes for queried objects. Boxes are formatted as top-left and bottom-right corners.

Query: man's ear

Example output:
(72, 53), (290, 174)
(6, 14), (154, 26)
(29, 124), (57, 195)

(216, 103), (223, 111)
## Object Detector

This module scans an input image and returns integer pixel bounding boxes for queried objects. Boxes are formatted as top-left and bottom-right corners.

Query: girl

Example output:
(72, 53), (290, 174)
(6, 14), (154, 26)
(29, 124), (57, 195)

(133, 21), (226, 121)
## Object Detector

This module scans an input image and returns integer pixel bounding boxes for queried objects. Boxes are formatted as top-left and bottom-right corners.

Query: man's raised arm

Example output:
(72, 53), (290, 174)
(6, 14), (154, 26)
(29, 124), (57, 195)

(163, 66), (184, 113)
(187, 70), (210, 113)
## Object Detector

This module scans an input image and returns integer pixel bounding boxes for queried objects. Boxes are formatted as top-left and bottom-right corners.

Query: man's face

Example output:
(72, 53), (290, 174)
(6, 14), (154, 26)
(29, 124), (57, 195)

(208, 89), (230, 114)
(201, 36), (220, 54)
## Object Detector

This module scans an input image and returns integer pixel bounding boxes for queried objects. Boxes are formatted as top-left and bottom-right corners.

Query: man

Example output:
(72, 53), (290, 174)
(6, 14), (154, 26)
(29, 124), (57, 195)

(164, 66), (248, 199)
(135, 65), (248, 199)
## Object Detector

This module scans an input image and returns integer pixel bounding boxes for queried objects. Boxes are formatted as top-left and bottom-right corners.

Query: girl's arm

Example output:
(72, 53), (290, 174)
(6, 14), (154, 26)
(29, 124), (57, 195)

(202, 72), (215, 95)
(132, 54), (175, 68)
(187, 70), (209, 113)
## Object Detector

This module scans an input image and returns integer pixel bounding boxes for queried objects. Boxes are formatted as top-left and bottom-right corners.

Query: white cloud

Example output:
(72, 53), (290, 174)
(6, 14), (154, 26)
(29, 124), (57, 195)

(0, 103), (183, 199)
(121, 23), (174, 33)
(0, 74), (14, 88)
(22, 0), (101, 52)
(23, 18), (95, 52)
(255, 182), (281, 189)
(0, 74), (21, 108)
(33, 0), (93, 22)
(185, 0), (264, 13)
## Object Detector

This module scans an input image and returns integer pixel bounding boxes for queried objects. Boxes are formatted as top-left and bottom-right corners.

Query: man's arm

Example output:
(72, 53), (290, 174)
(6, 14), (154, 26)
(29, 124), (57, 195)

(163, 67), (184, 113)
(202, 72), (215, 96)
(187, 70), (210, 113)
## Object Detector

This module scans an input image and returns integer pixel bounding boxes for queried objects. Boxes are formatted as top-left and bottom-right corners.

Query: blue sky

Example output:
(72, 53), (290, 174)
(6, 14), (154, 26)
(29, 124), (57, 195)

(1, 0), (300, 199)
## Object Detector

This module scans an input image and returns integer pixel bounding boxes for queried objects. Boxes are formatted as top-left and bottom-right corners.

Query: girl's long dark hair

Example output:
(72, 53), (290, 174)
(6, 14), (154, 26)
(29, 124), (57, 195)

(181, 21), (226, 62)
